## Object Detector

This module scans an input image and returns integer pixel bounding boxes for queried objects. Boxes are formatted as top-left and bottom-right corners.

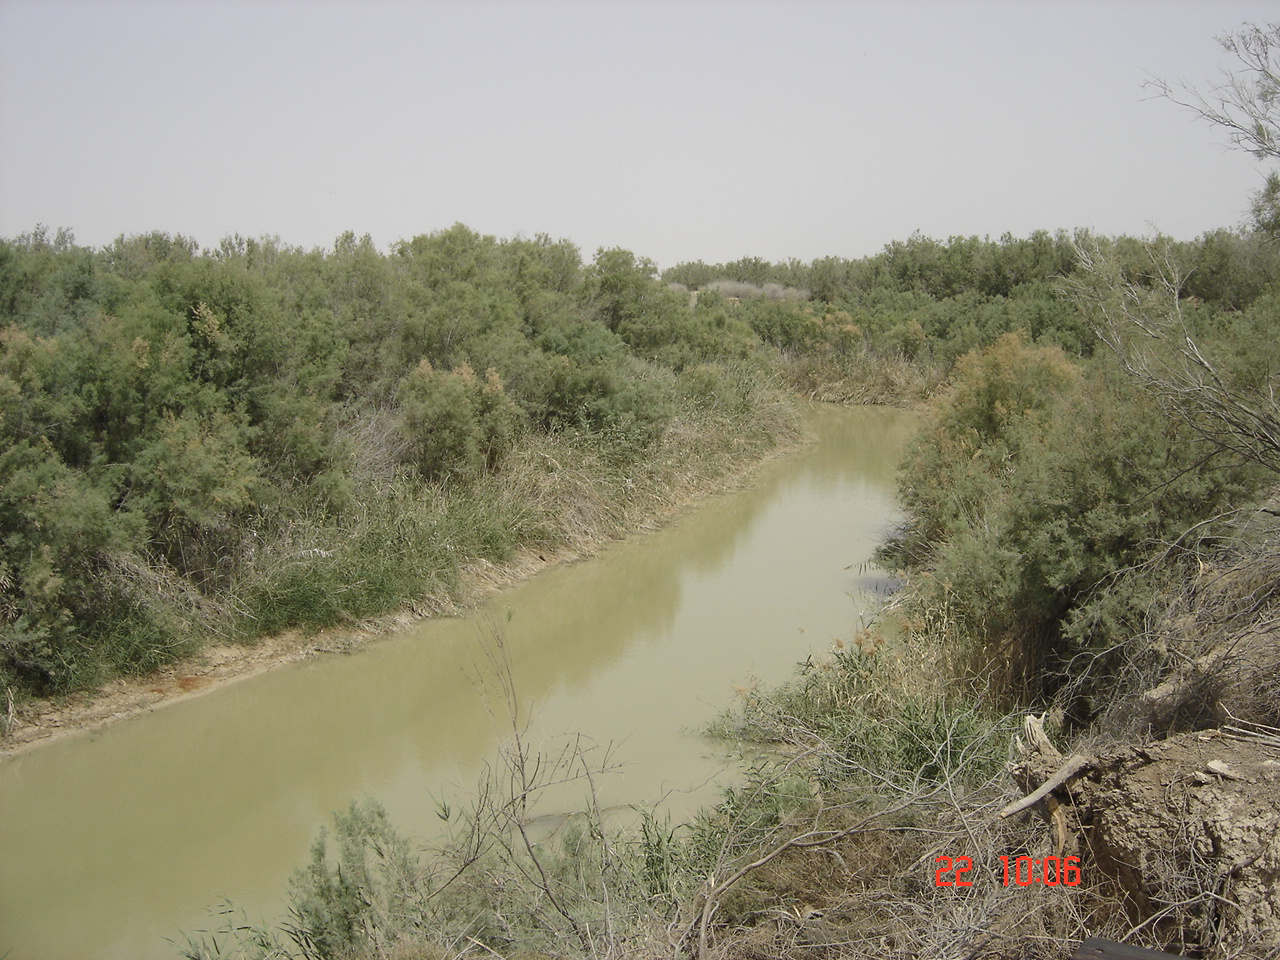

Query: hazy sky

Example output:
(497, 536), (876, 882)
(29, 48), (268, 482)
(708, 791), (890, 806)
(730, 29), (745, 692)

(1, 0), (1277, 267)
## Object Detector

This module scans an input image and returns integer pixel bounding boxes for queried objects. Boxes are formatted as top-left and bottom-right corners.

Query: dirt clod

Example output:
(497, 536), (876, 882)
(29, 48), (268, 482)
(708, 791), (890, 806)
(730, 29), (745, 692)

(1079, 731), (1280, 955)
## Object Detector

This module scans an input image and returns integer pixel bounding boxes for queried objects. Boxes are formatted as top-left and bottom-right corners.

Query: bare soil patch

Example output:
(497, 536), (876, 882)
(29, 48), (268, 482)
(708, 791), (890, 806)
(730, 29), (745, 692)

(1083, 728), (1280, 954)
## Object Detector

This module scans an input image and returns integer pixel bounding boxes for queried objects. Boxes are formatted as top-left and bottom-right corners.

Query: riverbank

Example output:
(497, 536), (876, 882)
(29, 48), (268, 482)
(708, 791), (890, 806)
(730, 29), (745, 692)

(0, 398), (804, 760)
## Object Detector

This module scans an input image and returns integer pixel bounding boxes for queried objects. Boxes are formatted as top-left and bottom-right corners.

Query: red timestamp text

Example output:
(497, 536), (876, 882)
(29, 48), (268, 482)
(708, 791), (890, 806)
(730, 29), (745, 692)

(934, 855), (1082, 887)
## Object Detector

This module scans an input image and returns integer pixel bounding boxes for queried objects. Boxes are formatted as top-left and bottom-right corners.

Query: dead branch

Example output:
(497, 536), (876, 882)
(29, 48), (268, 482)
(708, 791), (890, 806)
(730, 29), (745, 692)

(1069, 237), (1280, 475)
(999, 755), (1094, 819)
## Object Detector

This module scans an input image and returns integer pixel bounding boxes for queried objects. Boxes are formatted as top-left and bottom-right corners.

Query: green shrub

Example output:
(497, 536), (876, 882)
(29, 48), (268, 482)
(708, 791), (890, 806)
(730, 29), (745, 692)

(883, 335), (1264, 700)
(397, 360), (522, 482)
(285, 801), (421, 960)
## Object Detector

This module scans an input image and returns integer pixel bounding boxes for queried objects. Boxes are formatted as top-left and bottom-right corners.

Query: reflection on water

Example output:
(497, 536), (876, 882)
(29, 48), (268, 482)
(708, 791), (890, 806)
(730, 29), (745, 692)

(0, 404), (915, 960)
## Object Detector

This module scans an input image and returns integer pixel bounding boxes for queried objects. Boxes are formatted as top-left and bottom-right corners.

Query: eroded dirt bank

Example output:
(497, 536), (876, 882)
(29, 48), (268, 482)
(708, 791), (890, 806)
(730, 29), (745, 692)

(0, 549), (641, 758)
(1083, 728), (1280, 951)
(2, 618), (375, 758)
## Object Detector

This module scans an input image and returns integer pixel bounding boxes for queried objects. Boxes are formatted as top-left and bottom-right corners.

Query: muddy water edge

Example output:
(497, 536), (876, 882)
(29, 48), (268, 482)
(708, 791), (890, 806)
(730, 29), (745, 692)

(0, 403), (916, 960)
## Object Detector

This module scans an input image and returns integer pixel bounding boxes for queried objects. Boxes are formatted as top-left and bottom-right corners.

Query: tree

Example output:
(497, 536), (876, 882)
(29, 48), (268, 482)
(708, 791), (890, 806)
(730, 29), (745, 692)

(1069, 237), (1280, 475)
(884, 334), (1259, 699)
(581, 247), (660, 332)
(1151, 22), (1280, 235)
(1073, 24), (1280, 474)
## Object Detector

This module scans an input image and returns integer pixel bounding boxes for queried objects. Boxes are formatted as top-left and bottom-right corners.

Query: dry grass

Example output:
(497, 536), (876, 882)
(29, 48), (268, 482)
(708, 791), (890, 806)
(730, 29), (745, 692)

(778, 348), (944, 406)
(1070, 499), (1280, 745)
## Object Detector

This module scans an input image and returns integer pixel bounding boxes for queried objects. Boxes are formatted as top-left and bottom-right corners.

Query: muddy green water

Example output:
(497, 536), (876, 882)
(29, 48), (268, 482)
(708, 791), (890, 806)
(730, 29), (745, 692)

(0, 404), (914, 960)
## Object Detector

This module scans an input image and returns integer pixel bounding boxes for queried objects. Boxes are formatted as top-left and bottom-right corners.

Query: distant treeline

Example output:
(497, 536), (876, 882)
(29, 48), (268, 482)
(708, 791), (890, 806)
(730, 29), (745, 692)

(665, 228), (1280, 360)
(2, 222), (1278, 697)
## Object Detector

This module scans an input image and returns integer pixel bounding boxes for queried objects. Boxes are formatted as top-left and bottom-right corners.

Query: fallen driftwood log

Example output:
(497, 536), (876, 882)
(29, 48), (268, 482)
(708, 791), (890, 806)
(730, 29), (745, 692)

(1001, 714), (1094, 856)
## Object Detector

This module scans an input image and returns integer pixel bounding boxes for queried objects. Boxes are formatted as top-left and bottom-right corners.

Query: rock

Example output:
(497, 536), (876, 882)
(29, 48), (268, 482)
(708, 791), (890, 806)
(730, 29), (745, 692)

(1204, 759), (1245, 781)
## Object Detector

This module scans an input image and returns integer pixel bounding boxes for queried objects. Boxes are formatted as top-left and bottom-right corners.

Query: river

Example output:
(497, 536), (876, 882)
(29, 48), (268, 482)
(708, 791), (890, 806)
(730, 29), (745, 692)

(0, 403), (914, 960)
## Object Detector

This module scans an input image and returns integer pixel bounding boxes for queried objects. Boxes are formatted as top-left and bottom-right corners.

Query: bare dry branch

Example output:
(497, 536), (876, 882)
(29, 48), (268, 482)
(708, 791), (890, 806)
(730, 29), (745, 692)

(1069, 237), (1280, 474)
(1149, 23), (1280, 164)
(999, 754), (1094, 819)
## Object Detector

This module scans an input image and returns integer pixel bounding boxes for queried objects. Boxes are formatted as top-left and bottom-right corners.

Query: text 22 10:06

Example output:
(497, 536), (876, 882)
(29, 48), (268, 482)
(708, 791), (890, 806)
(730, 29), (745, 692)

(935, 855), (1082, 887)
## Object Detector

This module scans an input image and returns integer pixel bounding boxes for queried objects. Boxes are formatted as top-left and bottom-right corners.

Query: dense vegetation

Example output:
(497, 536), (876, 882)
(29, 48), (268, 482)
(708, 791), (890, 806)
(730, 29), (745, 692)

(0, 226), (790, 697)
(675, 227), (1280, 719)
(8, 213), (1274, 703)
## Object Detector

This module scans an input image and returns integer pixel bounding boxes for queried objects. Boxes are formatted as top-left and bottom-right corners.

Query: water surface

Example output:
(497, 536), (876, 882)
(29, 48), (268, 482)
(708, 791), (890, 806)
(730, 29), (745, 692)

(0, 403), (914, 960)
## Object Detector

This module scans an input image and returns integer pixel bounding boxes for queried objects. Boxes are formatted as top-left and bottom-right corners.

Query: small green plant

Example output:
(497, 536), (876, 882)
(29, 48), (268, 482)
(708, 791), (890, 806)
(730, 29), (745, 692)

(284, 801), (421, 960)
(174, 900), (291, 960)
